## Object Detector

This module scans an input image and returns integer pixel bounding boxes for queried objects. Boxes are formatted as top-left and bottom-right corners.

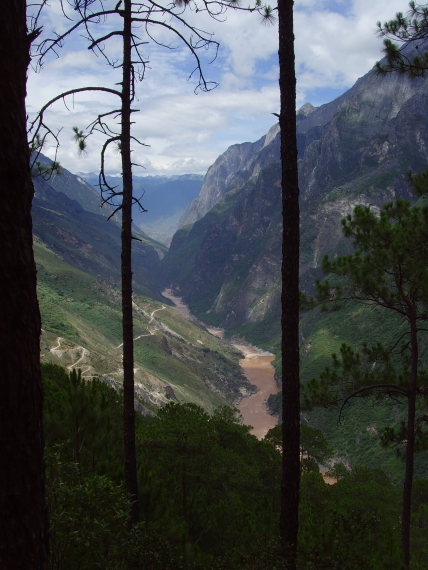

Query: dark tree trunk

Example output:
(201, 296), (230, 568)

(121, 0), (139, 526)
(278, 0), (300, 568)
(402, 314), (418, 568)
(0, 2), (48, 568)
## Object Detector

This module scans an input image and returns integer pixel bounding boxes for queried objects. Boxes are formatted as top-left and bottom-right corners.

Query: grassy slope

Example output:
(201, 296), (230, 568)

(265, 300), (428, 481)
(36, 239), (248, 412)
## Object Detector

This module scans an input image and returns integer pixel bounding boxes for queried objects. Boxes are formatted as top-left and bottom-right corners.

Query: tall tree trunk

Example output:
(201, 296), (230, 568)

(402, 314), (418, 568)
(278, 1), (300, 568)
(121, 0), (139, 526)
(0, 2), (48, 568)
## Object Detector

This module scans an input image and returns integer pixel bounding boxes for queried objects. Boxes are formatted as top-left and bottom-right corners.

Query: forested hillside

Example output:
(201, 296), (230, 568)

(41, 363), (428, 569)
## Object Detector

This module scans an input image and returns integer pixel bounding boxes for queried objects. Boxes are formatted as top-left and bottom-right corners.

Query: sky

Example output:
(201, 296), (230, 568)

(26, 0), (409, 176)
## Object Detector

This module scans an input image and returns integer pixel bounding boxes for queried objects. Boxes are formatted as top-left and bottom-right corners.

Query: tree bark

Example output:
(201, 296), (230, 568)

(402, 313), (418, 568)
(278, 1), (300, 568)
(121, 0), (139, 526)
(0, 2), (48, 568)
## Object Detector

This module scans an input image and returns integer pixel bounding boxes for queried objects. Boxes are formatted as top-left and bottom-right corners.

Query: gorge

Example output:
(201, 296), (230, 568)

(162, 288), (279, 439)
(33, 46), (428, 480)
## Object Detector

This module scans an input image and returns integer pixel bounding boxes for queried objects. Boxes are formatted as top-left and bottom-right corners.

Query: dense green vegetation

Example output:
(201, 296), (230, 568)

(269, 199), (428, 490)
(43, 363), (428, 569)
(305, 198), (428, 565)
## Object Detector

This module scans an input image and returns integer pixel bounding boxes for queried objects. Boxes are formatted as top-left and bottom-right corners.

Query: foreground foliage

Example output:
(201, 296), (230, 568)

(43, 364), (428, 569)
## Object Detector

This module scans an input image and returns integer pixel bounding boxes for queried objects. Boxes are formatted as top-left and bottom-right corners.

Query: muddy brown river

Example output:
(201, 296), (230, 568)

(162, 289), (280, 440)
(233, 344), (279, 439)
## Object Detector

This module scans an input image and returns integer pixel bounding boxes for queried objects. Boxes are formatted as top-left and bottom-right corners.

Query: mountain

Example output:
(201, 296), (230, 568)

(33, 157), (250, 410)
(179, 125), (279, 228)
(158, 52), (428, 481)
(33, 160), (165, 299)
(161, 63), (428, 352)
(83, 173), (203, 245)
(34, 154), (114, 217)
(161, 164), (282, 343)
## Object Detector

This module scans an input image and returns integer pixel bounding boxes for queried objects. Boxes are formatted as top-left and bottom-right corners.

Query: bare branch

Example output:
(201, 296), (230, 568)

(134, 16), (218, 91)
(338, 384), (408, 423)
(107, 204), (123, 220)
(99, 135), (121, 195)
(35, 8), (121, 66)
(88, 30), (124, 49)
(29, 86), (121, 140)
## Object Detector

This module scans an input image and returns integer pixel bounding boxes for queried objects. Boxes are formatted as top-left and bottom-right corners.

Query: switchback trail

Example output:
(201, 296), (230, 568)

(115, 304), (166, 349)
(50, 337), (92, 376)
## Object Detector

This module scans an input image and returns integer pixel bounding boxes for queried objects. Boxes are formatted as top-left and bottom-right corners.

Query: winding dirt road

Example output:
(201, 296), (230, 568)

(50, 337), (92, 376)
(115, 305), (165, 349)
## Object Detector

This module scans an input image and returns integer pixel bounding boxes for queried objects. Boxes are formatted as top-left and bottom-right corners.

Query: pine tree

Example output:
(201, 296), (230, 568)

(312, 198), (428, 568)
(278, 0), (301, 567)
(377, 2), (428, 76)
(0, 2), (47, 567)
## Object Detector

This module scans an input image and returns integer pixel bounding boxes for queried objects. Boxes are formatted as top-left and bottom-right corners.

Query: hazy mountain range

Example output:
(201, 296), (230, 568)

(82, 172), (203, 245)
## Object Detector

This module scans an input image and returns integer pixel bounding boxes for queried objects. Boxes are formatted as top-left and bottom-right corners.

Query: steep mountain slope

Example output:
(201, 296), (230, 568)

(162, 165), (282, 345)
(33, 159), (249, 409)
(179, 125), (279, 227)
(35, 159), (110, 217)
(33, 175), (163, 298)
(161, 63), (428, 350)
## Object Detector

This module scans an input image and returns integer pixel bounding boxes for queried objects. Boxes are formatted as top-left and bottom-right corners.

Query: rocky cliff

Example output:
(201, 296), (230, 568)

(161, 61), (428, 345)
(179, 123), (280, 227)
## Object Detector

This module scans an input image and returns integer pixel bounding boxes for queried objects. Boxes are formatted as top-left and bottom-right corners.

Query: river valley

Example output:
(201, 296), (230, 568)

(162, 289), (280, 439)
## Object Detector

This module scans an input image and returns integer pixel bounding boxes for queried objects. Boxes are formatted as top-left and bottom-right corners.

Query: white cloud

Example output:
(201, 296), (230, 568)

(294, 0), (407, 95)
(27, 0), (411, 176)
